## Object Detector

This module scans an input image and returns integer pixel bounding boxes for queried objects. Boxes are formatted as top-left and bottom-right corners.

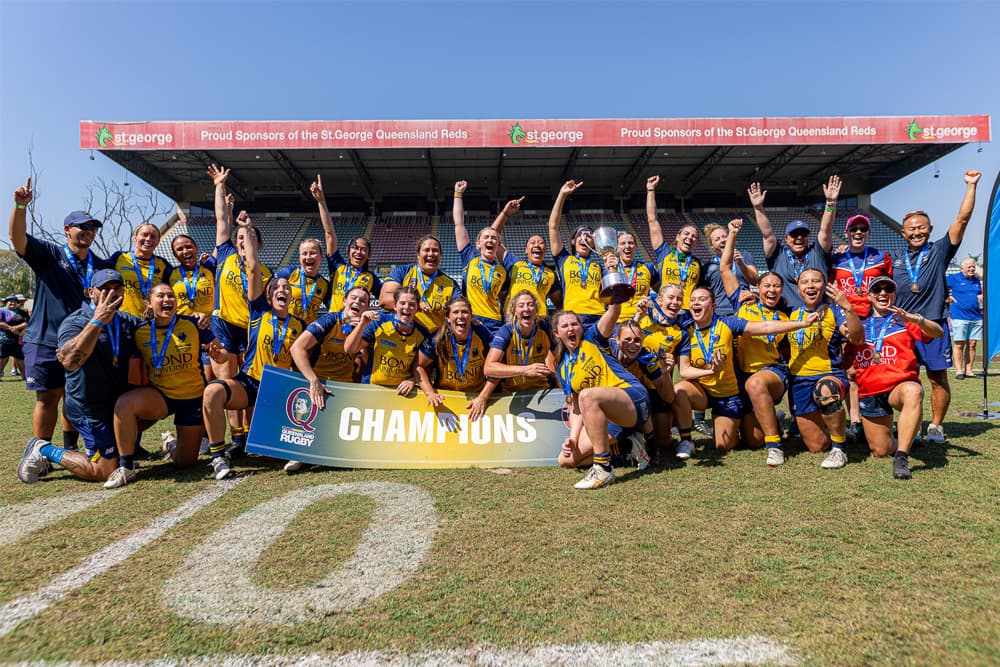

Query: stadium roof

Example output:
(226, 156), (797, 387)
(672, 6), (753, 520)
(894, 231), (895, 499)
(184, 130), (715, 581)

(81, 115), (990, 213)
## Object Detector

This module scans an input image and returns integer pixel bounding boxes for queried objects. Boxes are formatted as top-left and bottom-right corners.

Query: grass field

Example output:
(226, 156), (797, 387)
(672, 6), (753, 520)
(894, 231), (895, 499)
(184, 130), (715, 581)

(0, 371), (997, 666)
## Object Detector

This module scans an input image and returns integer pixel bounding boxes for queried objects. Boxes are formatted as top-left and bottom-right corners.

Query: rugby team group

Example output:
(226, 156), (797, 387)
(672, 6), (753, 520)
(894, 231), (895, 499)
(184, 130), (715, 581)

(9, 165), (984, 490)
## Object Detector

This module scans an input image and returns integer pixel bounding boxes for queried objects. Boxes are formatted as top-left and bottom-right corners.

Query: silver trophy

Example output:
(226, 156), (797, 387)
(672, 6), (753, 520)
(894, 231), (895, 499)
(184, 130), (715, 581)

(586, 226), (635, 305)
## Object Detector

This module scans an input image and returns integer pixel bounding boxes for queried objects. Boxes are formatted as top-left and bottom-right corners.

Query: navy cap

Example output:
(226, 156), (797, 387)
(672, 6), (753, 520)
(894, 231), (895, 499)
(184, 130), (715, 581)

(868, 275), (897, 292)
(63, 211), (103, 228)
(91, 269), (123, 288)
(784, 219), (810, 236)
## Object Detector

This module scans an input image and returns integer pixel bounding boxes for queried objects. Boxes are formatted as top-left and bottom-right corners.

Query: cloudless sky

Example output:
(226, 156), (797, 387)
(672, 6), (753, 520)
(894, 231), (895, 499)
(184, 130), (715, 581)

(1, 0), (997, 257)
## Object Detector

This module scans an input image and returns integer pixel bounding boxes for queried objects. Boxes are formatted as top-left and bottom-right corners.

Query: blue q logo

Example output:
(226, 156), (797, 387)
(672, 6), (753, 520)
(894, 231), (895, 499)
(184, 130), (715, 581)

(285, 388), (319, 432)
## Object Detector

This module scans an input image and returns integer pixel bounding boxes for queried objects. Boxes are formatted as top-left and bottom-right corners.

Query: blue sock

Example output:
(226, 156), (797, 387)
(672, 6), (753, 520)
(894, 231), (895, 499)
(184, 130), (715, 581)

(40, 444), (65, 465)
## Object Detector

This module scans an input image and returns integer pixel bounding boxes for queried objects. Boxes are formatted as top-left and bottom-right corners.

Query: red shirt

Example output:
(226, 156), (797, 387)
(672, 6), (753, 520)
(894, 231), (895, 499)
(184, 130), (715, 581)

(830, 247), (893, 318)
(853, 315), (929, 397)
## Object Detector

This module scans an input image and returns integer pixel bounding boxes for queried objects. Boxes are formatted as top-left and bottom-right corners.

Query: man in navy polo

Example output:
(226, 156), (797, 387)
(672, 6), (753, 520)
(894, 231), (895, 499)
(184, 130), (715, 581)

(891, 170), (982, 444)
(9, 178), (105, 456)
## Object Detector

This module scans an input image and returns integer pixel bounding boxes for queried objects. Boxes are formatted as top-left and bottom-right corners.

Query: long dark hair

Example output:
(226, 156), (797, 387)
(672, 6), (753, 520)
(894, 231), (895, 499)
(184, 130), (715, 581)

(549, 309), (581, 366)
(434, 295), (474, 360)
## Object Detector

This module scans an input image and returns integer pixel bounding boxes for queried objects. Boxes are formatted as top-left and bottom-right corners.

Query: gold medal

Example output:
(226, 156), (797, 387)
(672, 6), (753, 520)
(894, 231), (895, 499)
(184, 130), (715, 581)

(112, 355), (118, 368)
(153, 367), (162, 378)
(910, 282), (920, 294)
(873, 352), (882, 363)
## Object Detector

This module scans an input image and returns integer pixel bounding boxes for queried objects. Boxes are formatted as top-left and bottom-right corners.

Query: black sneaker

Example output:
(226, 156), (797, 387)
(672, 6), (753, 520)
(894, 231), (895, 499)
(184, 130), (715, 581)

(893, 454), (912, 480)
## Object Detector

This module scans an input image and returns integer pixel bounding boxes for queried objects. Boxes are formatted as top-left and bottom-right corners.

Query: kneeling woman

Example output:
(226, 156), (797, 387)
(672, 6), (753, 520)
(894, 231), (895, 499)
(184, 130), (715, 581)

(552, 300), (651, 489)
(203, 213), (306, 480)
(674, 287), (820, 452)
(485, 289), (555, 393)
(109, 283), (220, 487)
(853, 276), (943, 480)
(432, 296), (500, 421)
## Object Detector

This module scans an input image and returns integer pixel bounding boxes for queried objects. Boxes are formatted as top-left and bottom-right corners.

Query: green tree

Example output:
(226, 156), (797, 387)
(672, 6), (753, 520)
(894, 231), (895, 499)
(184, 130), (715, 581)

(0, 250), (35, 299)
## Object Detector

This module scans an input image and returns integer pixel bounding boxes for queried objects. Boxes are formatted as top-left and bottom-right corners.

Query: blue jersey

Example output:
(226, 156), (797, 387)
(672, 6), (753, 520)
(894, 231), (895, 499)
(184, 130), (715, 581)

(765, 241), (830, 311)
(946, 272), (982, 320)
(891, 235), (958, 321)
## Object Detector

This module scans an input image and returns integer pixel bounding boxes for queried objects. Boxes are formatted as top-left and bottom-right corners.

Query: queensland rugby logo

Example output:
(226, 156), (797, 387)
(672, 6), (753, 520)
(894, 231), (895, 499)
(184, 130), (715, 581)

(285, 388), (318, 432)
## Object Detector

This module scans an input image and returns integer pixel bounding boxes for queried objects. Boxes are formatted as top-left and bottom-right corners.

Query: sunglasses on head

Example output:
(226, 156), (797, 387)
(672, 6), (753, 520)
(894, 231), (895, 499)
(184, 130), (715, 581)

(870, 284), (896, 294)
(789, 230), (810, 239)
(903, 210), (929, 224)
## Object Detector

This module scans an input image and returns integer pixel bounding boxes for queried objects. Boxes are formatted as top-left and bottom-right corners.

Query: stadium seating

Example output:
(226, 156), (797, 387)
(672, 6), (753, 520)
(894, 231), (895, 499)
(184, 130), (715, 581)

(157, 216), (217, 259)
(369, 214), (431, 269)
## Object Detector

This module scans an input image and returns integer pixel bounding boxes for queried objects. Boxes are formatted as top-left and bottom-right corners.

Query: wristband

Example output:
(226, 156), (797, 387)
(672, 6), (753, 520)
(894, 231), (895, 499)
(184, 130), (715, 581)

(824, 205), (835, 212)
(90, 318), (104, 328)
(454, 192), (463, 198)
(15, 204), (26, 210)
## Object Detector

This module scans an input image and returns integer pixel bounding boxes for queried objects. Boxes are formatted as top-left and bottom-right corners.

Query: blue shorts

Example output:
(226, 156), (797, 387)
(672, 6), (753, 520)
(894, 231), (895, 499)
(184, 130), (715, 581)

(739, 364), (789, 397)
(234, 372), (260, 407)
(859, 392), (893, 419)
(915, 319), (952, 371)
(789, 371), (847, 416)
(71, 416), (118, 460)
(155, 389), (204, 427)
(648, 387), (671, 414)
(477, 317), (505, 336)
(1, 342), (24, 359)
(211, 315), (247, 354)
(578, 313), (602, 328)
(23, 342), (65, 392)
(607, 383), (651, 440)
(950, 318), (982, 342)
(707, 392), (752, 419)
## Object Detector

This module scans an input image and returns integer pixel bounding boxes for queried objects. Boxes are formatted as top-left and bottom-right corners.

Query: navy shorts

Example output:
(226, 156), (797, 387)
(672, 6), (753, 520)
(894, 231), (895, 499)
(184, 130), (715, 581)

(24, 342), (65, 392)
(478, 317), (505, 337)
(707, 392), (753, 419)
(739, 364), (789, 399)
(915, 319), (952, 371)
(1, 342), (24, 359)
(859, 392), (893, 419)
(155, 389), (204, 427)
(71, 416), (118, 460)
(234, 372), (260, 407)
(648, 387), (671, 414)
(789, 371), (847, 416)
(211, 315), (247, 355)
(607, 383), (651, 440)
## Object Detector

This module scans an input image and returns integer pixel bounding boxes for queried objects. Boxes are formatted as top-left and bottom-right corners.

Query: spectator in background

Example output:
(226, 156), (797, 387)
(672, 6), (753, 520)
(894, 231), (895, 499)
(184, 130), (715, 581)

(0, 294), (28, 379)
(947, 257), (983, 380)
(702, 222), (758, 316)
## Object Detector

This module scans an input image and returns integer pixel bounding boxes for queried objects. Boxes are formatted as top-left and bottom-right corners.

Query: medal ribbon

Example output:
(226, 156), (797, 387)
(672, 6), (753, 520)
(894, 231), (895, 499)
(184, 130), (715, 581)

(558, 348), (580, 395)
(415, 268), (439, 300)
(63, 245), (94, 290)
(794, 308), (816, 345)
(450, 332), (471, 377)
(783, 245), (806, 280)
(270, 313), (291, 358)
(649, 300), (675, 326)
(179, 266), (199, 303)
(692, 316), (717, 364)
(903, 244), (929, 287)
(622, 258), (639, 288)
(846, 247), (869, 290)
(150, 315), (178, 373)
(343, 265), (361, 294)
(866, 315), (892, 360)
(477, 258), (496, 295)
(528, 263), (545, 286)
(514, 324), (536, 365)
(130, 252), (156, 298)
(673, 249), (692, 284)
(578, 256), (593, 287)
(298, 270), (318, 315)
(237, 258), (249, 296)
(758, 305), (780, 344)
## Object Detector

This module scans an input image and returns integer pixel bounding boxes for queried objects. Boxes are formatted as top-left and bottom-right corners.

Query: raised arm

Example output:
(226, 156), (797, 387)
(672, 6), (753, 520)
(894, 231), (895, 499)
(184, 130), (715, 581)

(719, 219), (742, 298)
(452, 180), (470, 251)
(949, 170), (982, 245)
(9, 177), (31, 255)
(208, 164), (232, 247)
(817, 175), (841, 252)
(597, 301), (622, 339)
(236, 211), (263, 302)
(748, 182), (776, 259)
(491, 196), (525, 235)
(549, 180), (581, 256)
(646, 175), (663, 249)
(311, 175), (337, 257)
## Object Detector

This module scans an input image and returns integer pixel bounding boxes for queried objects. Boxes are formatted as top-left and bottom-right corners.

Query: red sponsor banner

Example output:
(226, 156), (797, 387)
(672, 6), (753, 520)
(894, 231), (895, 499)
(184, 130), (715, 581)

(81, 116), (990, 151)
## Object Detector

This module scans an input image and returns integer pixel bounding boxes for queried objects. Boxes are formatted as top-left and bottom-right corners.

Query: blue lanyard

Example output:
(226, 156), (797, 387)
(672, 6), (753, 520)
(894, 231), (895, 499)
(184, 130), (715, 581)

(672, 249), (693, 284)
(622, 258), (639, 287)
(477, 258), (496, 294)
(514, 324), (536, 365)
(757, 304), (780, 344)
(450, 332), (471, 377)
(783, 245), (806, 280)
(89, 304), (120, 362)
(63, 245), (94, 290)
(179, 266), (199, 303)
(692, 316), (717, 363)
(298, 270), (318, 314)
(415, 268), (438, 300)
(577, 255), (593, 288)
(130, 252), (156, 298)
(343, 265), (361, 294)
(846, 247), (869, 289)
(150, 315), (178, 372)
(237, 258), (249, 296)
(795, 308), (818, 345)
(866, 315), (893, 357)
(650, 300), (675, 327)
(392, 315), (414, 336)
(559, 348), (580, 395)
(270, 313), (291, 358)
(904, 244), (929, 285)
(528, 262), (545, 286)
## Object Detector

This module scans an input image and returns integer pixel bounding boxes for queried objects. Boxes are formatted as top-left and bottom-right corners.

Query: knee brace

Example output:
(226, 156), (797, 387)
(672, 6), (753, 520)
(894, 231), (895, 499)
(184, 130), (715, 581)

(813, 377), (844, 415)
(207, 379), (233, 404)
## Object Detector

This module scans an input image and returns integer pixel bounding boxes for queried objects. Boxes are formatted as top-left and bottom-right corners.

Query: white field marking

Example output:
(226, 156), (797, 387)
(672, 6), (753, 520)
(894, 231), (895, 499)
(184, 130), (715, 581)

(161, 481), (437, 625)
(0, 478), (246, 637)
(0, 636), (798, 665)
(0, 491), (118, 547)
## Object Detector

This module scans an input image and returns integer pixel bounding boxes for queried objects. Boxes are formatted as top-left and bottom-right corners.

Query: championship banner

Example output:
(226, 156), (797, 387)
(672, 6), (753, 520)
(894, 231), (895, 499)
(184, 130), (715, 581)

(81, 115), (990, 151)
(246, 366), (569, 468)
(984, 170), (1000, 367)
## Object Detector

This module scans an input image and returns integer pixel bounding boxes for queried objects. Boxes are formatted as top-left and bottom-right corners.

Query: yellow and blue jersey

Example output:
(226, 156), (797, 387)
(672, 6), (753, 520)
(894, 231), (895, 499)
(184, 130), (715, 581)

(171, 264), (215, 317)
(134, 315), (212, 400)
(489, 320), (555, 392)
(304, 311), (359, 383)
(433, 323), (492, 392)
(110, 251), (173, 318)
(610, 339), (662, 392)
(460, 246), (508, 324)
(276, 266), (331, 323)
(637, 310), (689, 358)
(616, 261), (658, 322)
(214, 241), (273, 328)
(502, 254), (560, 317)
(386, 264), (458, 331)
(653, 244), (702, 308)
(327, 251), (382, 313)
(733, 300), (788, 373)
(360, 313), (434, 387)
(242, 295), (306, 381)
(554, 249), (604, 316)
(787, 305), (848, 377)
(677, 315), (747, 397)
(558, 327), (641, 396)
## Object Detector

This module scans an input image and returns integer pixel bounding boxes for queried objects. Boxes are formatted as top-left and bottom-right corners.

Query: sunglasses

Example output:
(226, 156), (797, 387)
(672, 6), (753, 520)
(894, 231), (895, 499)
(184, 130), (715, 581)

(902, 210), (929, 224)
(788, 230), (810, 239)
(848, 226), (870, 233)
(73, 223), (100, 232)
(870, 285), (896, 294)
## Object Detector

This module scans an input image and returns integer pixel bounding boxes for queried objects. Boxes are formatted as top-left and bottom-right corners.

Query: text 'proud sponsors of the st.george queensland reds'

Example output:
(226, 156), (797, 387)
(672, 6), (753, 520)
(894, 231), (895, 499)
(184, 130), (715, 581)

(199, 127), (470, 143)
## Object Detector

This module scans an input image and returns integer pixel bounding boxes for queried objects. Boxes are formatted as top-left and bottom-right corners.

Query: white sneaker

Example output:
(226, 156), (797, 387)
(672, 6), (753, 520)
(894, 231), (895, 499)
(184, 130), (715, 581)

(103, 466), (137, 488)
(675, 439), (695, 460)
(160, 432), (178, 461)
(210, 455), (232, 480)
(17, 437), (50, 484)
(574, 464), (615, 489)
(925, 424), (946, 444)
(629, 434), (650, 471)
(283, 460), (305, 473)
(820, 448), (848, 469)
(766, 448), (785, 467)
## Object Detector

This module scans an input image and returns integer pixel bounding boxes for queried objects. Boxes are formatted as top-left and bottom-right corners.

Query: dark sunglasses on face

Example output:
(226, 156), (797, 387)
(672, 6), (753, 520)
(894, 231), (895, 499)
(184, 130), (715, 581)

(849, 226), (870, 233)
(73, 223), (99, 232)
(870, 285), (895, 294)
(789, 230), (810, 239)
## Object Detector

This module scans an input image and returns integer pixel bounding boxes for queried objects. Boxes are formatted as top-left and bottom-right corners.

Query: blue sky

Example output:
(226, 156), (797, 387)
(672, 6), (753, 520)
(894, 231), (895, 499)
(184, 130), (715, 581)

(2, 0), (997, 257)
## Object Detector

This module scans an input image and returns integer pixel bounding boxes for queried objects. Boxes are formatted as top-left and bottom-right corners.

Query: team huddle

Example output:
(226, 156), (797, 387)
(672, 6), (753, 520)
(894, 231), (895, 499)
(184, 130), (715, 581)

(9, 165), (983, 490)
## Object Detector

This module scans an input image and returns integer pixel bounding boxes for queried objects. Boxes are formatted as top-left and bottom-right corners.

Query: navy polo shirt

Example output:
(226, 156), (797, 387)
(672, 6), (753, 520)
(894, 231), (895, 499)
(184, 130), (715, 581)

(765, 242), (830, 311)
(891, 235), (958, 321)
